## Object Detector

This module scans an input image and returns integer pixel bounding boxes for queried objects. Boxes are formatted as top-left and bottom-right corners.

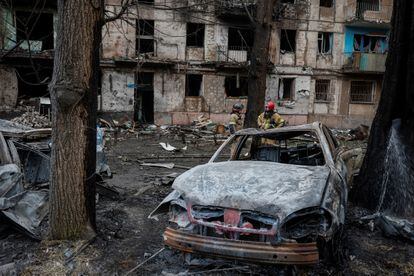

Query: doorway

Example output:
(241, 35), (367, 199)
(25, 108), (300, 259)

(135, 72), (154, 123)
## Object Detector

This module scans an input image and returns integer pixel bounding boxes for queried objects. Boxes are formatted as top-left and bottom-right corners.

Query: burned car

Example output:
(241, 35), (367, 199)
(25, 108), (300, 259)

(150, 122), (360, 265)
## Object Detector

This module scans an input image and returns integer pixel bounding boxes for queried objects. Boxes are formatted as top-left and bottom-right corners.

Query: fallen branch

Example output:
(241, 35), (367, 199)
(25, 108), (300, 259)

(186, 265), (251, 275)
(125, 247), (165, 275)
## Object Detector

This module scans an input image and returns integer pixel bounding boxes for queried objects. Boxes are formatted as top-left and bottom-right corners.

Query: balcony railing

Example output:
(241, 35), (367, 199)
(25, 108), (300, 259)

(215, 0), (256, 20)
(343, 52), (387, 73)
(356, 0), (380, 18)
(217, 46), (250, 63)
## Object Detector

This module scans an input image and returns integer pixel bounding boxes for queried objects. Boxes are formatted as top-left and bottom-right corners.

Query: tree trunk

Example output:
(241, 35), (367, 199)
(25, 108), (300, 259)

(49, 0), (103, 239)
(244, 0), (276, 128)
(352, 0), (414, 217)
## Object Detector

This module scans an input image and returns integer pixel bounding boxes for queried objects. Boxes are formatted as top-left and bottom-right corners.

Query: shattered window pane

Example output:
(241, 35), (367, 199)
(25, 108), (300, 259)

(280, 29), (296, 53)
(318, 32), (332, 54)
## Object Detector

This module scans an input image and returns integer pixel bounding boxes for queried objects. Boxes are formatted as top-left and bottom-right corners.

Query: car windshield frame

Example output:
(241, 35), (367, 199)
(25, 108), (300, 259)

(209, 128), (333, 167)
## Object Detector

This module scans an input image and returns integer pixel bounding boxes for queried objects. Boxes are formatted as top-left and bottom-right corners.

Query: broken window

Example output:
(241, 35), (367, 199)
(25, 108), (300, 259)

(279, 78), (295, 100)
(280, 29), (296, 53)
(228, 27), (254, 50)
(224, 76), (248, 97)
(315, 80), (331, 102)
(318, 32), (332, 54)
(16, 11), (54, 50)
(350, 81), (374, 103)
(353, 34), (387, 53)
(320, 0), (333, 8)
(187, 23), (205, 47)
(186, 74), (203, 97)
(136, 19), (154, 54)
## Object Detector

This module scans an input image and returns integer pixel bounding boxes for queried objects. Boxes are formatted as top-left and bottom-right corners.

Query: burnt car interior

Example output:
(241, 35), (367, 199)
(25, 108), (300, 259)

(230, 131), (325, 166)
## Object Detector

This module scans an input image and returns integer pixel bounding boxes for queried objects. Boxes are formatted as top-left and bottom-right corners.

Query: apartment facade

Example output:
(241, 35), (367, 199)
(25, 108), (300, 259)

(0, 0), (392, 128)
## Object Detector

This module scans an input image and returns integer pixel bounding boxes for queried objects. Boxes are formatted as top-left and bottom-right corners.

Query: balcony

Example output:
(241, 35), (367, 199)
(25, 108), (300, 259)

(343, 52), (387, 73)
(344, 0), (392, 26)
(215, 0), (256, 21)
(217, 46), (250, 63)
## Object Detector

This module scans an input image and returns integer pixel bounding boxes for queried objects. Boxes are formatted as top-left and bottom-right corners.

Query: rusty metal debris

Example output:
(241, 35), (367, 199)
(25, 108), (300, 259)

(0, 119), (115, 238)
(164, 228), (319, 265)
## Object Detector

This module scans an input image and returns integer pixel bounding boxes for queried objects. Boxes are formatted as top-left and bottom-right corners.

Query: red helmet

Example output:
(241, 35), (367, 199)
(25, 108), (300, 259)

(265, 101), (275, 111)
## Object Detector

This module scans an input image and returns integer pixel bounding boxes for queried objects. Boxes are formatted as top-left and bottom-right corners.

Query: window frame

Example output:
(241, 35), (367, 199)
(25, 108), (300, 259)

(317, 32), (333, 55)
(280, 29), (297, 53)
(349, 80), (375, 104)
(320, 0), (334, 8)
(186, 23), (205, 48)
(315, 79), (331, 103)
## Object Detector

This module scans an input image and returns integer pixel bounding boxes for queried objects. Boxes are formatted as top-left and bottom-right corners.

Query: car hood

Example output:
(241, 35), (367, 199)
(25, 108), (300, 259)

(172, 161), (330, 220)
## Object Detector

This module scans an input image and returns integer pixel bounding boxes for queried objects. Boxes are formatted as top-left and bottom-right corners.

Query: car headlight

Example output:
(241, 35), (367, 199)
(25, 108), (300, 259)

(280, 208), (332, 242)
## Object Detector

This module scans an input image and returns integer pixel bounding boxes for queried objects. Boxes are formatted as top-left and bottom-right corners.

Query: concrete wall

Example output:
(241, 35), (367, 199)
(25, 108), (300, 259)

(101, 69), (135, 113)
(0, 66), (18, 107)
(98, 0), (392, 128)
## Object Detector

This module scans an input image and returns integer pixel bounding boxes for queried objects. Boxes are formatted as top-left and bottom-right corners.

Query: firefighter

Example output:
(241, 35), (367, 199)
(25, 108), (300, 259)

(228, 103), (244, 134)
(257, 101), (285, 130)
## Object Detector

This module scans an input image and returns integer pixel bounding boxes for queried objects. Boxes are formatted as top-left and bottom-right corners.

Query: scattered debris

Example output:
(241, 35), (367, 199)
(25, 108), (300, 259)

(349, 124), (369, 140)
(361, 213), (414, 242)
(139, 162), (191, 170)
(96, 182), (121, 200)
(11, 109), (50, 128)
(0, 163), (49, 239)
(125, 247), (165, 275)
(192, 115), (215, 130)
(333, 124), (370, 141)
(159, 142), (187, 152)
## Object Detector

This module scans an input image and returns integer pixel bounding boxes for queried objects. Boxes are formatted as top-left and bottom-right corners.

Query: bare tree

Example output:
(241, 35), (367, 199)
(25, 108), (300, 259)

(48, 0), (104, 240)
(352, 0), (414, 217)
(48, 0), (138, 240)
(244, 0), (277, 127)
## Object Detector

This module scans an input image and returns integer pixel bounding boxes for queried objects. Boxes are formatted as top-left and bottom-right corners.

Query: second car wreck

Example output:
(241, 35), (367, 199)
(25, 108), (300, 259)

(150, 122), (361, 265)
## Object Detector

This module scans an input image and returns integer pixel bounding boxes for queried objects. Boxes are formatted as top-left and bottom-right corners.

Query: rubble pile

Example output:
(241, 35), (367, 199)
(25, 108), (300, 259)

(11, 109), (50, 128)
(332, 124), (370, 141)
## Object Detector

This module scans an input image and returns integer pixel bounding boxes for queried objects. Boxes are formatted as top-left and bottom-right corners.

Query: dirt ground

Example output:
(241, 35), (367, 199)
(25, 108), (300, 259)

(1, 129), (414, 275)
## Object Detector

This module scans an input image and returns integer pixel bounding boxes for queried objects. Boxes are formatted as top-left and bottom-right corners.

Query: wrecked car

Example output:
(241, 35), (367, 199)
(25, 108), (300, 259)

(150, 122), (361, 265)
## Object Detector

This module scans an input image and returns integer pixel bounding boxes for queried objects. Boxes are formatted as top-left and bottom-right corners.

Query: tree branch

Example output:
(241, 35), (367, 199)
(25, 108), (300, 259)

(104, 0), (134, 23)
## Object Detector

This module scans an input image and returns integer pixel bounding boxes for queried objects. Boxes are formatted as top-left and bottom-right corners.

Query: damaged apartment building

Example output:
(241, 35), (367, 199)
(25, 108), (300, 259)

(0, 0), (393, 128)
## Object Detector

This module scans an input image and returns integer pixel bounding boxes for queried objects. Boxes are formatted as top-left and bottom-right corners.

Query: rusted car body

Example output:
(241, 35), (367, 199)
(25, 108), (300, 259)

(150, 122), (360, 265)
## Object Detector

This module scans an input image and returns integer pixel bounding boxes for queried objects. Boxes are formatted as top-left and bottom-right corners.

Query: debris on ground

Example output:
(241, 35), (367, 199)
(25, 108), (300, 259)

(11, 108), (50, 128)
(361, 212), (414, 242)
(2, 118), (414, 275)
(139, 162), (191, 170)
(333, 124), (370, 141)
(159, 142), (187, 152)
(0, 153), (49, 239)
(192, 115), (215, 131)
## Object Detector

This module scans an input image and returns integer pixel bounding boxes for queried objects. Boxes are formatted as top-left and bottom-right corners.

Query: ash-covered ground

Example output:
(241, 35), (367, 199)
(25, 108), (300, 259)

(1, 130), (414, 275)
